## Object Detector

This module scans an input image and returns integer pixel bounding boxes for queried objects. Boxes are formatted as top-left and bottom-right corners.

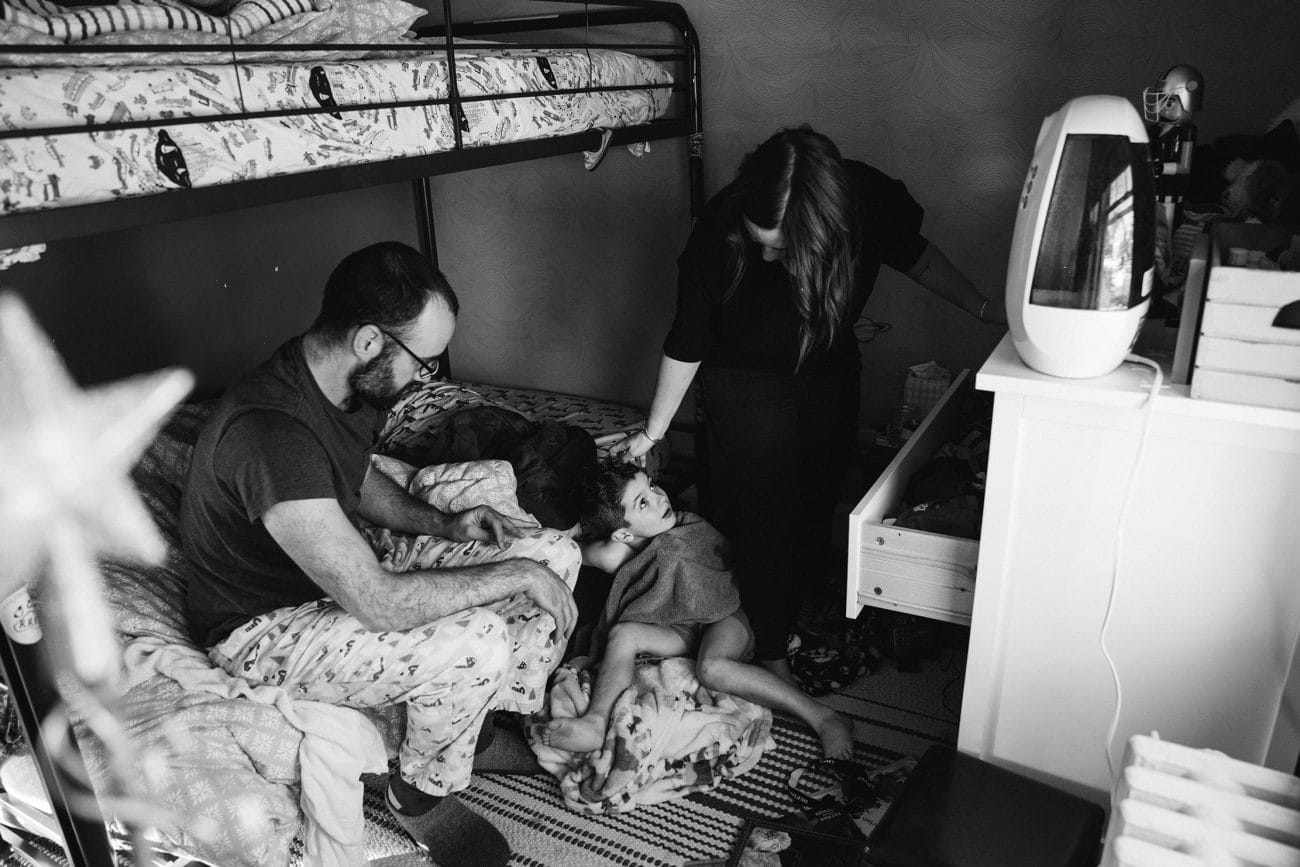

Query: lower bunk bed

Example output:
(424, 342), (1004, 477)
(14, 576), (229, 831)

(0, 375), (789, 867)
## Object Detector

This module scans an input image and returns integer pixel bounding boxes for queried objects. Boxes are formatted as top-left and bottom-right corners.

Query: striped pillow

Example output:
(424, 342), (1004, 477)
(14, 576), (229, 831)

(1, 0), (316, 43)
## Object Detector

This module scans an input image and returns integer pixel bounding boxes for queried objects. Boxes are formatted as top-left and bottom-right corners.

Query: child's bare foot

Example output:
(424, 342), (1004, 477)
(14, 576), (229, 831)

(540, 715), (606, 753)
(813, 710), (856, 760)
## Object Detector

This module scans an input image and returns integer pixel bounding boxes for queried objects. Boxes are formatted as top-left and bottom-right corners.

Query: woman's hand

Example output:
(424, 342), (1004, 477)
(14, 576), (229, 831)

(607, 429), (657, 467)
(444, 505), (535, 546)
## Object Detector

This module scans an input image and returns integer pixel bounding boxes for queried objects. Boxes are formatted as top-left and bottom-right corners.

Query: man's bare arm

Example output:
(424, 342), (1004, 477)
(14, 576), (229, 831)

(262, 498), (576, 637)
(356, 461), (457, 535)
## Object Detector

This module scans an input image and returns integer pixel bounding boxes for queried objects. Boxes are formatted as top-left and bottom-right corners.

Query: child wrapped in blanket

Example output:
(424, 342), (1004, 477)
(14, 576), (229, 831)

(541, 461), (855, 758)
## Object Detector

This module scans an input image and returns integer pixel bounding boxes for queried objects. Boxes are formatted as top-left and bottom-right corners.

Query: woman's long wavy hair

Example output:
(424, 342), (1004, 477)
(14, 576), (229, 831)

(720, 126), (860, 369)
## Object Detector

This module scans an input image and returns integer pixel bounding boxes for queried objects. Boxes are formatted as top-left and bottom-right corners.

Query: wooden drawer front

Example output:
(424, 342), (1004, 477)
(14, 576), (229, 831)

(1201, 301), (1300, 346)
(857, 527), (977, 622)
(1196, 336), (1300, 378)
(845, 368), (980, 626)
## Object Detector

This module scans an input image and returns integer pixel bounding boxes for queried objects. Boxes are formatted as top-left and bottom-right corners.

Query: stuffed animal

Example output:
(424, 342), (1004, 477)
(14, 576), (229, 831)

(1222, 157), (1300, 224)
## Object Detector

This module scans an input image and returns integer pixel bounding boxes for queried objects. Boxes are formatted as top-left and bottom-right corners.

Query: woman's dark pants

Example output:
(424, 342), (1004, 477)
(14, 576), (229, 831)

(699, 364), (859, 662)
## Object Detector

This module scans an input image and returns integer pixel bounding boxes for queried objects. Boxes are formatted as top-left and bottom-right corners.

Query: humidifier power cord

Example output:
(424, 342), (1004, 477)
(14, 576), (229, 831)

(1100, 352), (1164, 794)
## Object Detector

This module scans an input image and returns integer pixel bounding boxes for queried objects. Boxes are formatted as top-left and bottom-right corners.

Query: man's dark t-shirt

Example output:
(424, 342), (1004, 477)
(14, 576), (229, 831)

(663, 159), (929, 375)
(180, 338), (382, 648)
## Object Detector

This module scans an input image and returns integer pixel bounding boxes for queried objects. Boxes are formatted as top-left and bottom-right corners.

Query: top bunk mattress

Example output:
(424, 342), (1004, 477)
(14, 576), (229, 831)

(0, 46), (674, 215)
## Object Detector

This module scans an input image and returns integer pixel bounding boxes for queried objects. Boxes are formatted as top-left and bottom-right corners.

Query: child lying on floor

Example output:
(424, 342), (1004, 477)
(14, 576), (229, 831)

(541, 461), (854, 759)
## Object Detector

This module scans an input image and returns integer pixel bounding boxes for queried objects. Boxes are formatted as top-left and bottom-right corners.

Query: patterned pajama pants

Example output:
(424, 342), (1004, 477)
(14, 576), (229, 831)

(209, 529), (581, 796)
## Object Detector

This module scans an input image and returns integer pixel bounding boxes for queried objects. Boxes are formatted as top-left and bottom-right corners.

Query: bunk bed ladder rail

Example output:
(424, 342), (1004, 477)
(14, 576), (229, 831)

(0, 618), (118, 866)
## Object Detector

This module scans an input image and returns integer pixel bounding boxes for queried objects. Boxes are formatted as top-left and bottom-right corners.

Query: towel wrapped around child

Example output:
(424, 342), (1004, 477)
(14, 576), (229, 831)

(591, 511), (741, 655)
(530, 512), (774, 813)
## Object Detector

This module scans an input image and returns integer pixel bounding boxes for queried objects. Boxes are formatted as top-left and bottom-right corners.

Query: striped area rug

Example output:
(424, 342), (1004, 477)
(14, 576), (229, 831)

(350, 651), (965, 866)
(0, 654), (962, 867)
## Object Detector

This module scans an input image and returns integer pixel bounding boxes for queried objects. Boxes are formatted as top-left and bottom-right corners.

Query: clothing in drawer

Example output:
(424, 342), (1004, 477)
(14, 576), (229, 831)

(845, 369), (987, 627)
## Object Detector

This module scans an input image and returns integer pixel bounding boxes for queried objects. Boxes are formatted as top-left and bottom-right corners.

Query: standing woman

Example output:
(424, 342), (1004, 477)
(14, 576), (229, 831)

(611, 126), (1004, 683)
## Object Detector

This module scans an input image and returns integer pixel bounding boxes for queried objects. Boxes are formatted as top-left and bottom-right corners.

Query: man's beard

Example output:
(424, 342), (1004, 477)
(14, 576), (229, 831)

(348, 346), (403, 411)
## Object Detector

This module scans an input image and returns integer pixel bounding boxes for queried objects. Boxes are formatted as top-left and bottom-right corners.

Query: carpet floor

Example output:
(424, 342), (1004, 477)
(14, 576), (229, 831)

(0, 626), (967, 867)
(343, 642), (967, 867)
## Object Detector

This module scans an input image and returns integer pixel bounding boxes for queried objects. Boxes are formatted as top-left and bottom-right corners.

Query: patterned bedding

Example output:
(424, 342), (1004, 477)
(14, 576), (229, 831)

(3, 377), (662, 866)
(0, 0), (675, 217)
(0, 48), (672, 216)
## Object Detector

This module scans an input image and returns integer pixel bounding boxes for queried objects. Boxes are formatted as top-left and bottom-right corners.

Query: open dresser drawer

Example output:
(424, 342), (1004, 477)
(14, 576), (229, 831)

(844, 369), (978, 626)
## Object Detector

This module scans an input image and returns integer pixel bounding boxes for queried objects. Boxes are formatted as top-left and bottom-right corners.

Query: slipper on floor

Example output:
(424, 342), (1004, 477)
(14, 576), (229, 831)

(789, 644), (871, 697)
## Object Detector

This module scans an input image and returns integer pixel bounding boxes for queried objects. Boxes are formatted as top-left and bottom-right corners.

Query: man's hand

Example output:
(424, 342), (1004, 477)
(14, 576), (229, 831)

(444, 505), (537, 546)
(519, 561), (578, 644)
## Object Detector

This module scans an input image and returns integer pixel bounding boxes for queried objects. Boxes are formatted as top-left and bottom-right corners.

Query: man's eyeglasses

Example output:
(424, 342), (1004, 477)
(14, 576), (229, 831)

(377, 326), (441, 380)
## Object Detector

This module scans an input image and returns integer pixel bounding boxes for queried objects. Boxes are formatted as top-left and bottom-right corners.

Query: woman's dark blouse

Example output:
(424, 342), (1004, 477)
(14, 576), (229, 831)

(663, 159), (929, 375)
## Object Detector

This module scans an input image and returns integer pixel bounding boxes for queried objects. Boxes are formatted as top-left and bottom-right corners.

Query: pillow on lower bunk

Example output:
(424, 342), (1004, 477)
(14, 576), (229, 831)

(378, 379), (514, 457)
(0, 0), (426, 48)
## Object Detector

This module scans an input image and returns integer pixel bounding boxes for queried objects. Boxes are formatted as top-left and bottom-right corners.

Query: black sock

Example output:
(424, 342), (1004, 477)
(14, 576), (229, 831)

(386, 773), (442, 816)
(474, 709), (497, 755)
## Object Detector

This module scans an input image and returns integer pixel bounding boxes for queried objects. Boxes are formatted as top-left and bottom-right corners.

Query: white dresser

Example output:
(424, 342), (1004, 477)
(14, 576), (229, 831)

(958, 334), (1300, 805)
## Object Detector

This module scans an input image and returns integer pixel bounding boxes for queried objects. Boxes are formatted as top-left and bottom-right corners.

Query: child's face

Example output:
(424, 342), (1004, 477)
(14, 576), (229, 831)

(617, 471), (677, 541)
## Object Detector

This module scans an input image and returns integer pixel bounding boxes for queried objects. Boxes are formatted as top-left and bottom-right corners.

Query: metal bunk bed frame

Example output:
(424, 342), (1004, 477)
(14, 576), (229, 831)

(0, 0), (705, 250)
(0, 2), (703, 863)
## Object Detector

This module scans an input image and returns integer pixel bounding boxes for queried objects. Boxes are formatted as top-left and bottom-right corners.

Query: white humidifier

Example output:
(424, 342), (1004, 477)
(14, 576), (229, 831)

(1005, 95), (1155, 378)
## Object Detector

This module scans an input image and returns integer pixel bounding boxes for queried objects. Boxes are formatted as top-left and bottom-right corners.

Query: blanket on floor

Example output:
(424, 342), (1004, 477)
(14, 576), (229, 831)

(527, 657), (773, 814)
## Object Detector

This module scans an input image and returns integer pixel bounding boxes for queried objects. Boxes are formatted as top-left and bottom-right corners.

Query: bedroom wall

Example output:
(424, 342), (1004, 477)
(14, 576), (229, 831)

(5, 0), (1300, 430)
(428, 0), (1300, 426)
(5, 182), (423, 399)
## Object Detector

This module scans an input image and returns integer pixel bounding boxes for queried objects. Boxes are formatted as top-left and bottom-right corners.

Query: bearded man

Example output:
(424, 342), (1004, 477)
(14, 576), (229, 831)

(180, 241), (578, 867)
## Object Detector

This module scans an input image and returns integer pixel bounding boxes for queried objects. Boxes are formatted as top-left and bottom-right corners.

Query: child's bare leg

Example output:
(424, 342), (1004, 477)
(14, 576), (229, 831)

(543, 622), (689, 752)
(757, 656), (800, 688)
(696, 614), (856, 760)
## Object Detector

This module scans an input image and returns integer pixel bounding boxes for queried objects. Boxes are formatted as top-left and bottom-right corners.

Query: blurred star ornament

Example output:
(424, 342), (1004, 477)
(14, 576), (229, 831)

(0, 292), (192, 685)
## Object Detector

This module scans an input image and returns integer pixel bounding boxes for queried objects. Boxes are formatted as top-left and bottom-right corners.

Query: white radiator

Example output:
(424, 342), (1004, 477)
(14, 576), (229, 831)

(1102, 734), (1300, 866)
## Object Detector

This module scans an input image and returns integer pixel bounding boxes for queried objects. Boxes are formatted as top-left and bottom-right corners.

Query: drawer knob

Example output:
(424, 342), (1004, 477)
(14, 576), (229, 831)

(875, 537), (885, 546)
(873, 587), (883, 595)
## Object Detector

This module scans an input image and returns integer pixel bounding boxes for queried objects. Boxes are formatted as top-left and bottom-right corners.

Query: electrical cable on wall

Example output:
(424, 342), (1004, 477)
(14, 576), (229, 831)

(1099, 352), (1164, 799)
